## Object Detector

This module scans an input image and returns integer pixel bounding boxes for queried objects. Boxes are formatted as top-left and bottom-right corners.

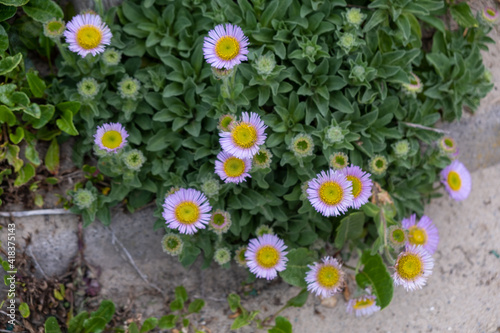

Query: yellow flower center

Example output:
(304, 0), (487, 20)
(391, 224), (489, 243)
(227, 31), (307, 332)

(353, 298), (375, 310)
(215, 36), (240, 61)
(396, 253), (423, 281)
(319, 181), (343, 205)
(232, 123), (257, 149)
(76, 25), (102, 50)
(447, 171), (461, 191)
(346, 175), (362, 198)
(223, 157), (246, 177)
(174, 201), (200, 225)
(408, 226), (427, 246)
(256, 245), (280, 269)
(101, 130), (123, 149)
(317, 265), (340, 288)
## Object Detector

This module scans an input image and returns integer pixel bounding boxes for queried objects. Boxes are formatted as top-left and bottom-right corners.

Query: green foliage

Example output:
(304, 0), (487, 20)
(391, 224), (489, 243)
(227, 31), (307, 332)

(355, 251), (394, 309)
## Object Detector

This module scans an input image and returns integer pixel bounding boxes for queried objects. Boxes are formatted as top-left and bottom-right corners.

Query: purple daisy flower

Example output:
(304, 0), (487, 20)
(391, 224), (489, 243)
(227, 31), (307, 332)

(340, 165), (373, 209)
(94, 122), (128, 153)
(306, 169), (354, 217)
(402, 214), (439, 255)
(214, 151), (252, 184)
(245, 234), (288, 280)
(219, 112), (267, 159)
(440, 160), (471, 201)
(393, 245), (434, 292)
(346, 291), (381, 317)
(64, 14), (112, 57)
(483, 7), (499, 23)
(162, 188), (212, 234)
(305, 257), (345, 298)
(203, 23), (249, 69)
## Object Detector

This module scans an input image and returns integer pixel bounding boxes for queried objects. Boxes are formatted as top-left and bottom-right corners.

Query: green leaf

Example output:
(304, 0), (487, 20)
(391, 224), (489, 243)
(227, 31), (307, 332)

(24, 103), (41, 119)
(140, 317), (158, 332)
(334, 212), (365, 249)
(14, 163), (35, 187)
(6, 144), (23, 172)
(450, 2), (478, 28)
(128, 323), (140, 333)
(0, 105), (16, 126)
(330, 91), (353, 113)
(169, 299), (184, 311)
(68, 311), (89, 333)
(227, 293), (241, 312)
(188, 299), (205, 313)
(45, 139), (59, 175)
(158, 314), (177, 329)
(56, 110), (79, 136)
(0, 53), (22, 76)
(285, 288), (308, 307)
(29, 104), (55, 129)
(22, 0), (63, 22)
(0, 24), (9, 51)
(355, 251), (393, 309)
(361, 202), (380, 218)
(279, 248), (316, 288)
(174, 285), (188, 303)
(19, 302), (30, 318)
(44, 317), (62, 333)
(56, 101), (81, 115)
(83, 300), (115, 333)
(268, 316), (292, 333)
(9, 127), (23, 144)
(26, 71), (47, 98)
(231, 315), (252, 330)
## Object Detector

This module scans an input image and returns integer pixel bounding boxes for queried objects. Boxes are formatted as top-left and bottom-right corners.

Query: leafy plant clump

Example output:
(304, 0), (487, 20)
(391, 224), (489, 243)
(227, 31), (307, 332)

(2, 0), (495, 320)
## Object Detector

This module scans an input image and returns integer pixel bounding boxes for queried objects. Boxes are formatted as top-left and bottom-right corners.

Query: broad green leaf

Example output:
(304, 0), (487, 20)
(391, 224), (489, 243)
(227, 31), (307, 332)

(34, 193), (44, 207)
(0, 53), (22, 76)
(330, 91), (353, 113)
(29, 104), (55, 129)
(22, 0), (63, 22)
(83, 300), (115, 333)
(231, 315), (252, 330)
(0, 24), (8, 51)
(227, 293), (241, 312)
(26, 139), (41, 165)
(56, 101), (81, 115)
(45, 139), (59, 175)
(19, 302), (30, 318)
(334, 212), (365, 249)
(24, 103), (41, 119)
(268, 316), (292, 333)
(128, 323), (140, 333)
(170, 299), (184, 311)
(174, 285), (188, 302)
(139, 317), (158, 332)
(285, 288), (308, 307)
(6, 144), (23, 172)
(450, 2), (478, 28)
(0, 105), (16, 126)
(158, 314), (177, 329)
(9, 126), (24, 144)
(44, 317), (62, 333)
(26, 71), (46, 98)
(0, 5), (16, 23)
(14, 163), (35, 187)
(279, 248), (316, 288)
(68, 311), (89, 333)
(56, 110), (79, 135)
(188, 299), (205, 313)
(355, 251), (393, 309)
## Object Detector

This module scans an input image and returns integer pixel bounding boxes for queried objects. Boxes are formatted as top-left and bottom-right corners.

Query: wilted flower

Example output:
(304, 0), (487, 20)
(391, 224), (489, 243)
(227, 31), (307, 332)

(200, 177), (221, 198)
(209, 210), (232, 234)
(402, 73), (423, 93)
(101, 48), (122, 66)
(118, 75), (141, 100)
(77, 77), (99, 99)
(211, 67), (234, 80)
(253, 147), (272, 169)
(388, 225), (408, 250)
(438, 136), (458, 156)
(289, 133), (315, 158)
(64, 13), (112, 57)
(482, 7), (498, 23)
(329, 152), (349, 170)
(368, 155), (389, 176)
(217, 114), (235, 132)
(234, 245), (248, 267)
(73, 189), (95, 209)
(214, 247), (231, 266)
(43, 18), (65, 39)
(161, 233), (183, 256)
(203, 23), (249, 69)
(122, 149), (146, 171)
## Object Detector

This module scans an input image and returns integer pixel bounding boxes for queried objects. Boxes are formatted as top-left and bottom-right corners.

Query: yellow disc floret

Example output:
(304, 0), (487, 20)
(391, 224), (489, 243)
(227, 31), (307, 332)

(175, 201), (200, 225)
(353, 298), (375, 310)
(232, 123), (258, 149)
(317, 265), (340, 288)
(224, 157), (246, 177)
(101, 130), (123, 149)
(408, 226), (427, 246)
(319, 181), (343, 205)
(215, 36), (240, 61)
(346, 175), (362, 198)
(396, 253), (423, 280)
(256, 245), (280, 269)
(77, 25), (102, 50)
(447, 171), (461, 191)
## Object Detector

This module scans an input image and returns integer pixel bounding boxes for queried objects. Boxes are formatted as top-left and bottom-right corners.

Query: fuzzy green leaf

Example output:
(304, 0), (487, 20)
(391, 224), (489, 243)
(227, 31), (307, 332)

(279, 248), (316, 288)
(22, 0), (63, 22)
(355, 251), (393, 309)
(334, 212), (365, 249)
(44, 317), (62, 333)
